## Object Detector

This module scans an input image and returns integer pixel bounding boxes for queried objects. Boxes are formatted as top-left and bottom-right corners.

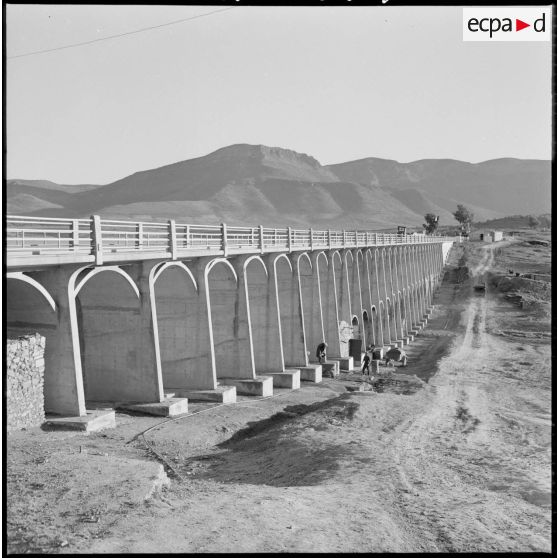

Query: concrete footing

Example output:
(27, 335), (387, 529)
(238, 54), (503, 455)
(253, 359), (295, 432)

(267, 369), (301, 389)
(299, 365), (322, 383)
(117, 397), (189, 417)
(322, 360), (340, 378)
(42, 409), (116, 432)
(173, 385), (237, 404)
(370, 360), (380, 374)
(329, 356), (354, 371)
(220, 376), (273, 397)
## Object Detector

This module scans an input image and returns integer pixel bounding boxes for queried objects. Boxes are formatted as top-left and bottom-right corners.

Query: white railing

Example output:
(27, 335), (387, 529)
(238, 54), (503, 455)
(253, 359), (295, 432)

(6, 214), (456, 266)
(6, 216), (93, 254)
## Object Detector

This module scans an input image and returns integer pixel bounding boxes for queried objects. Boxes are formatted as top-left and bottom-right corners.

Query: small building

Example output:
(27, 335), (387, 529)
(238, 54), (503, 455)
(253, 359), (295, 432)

(478, 230), (503, 242)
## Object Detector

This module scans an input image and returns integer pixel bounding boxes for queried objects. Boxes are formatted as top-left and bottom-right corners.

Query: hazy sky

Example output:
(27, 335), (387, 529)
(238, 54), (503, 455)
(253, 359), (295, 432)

(6, 4), (553, 184)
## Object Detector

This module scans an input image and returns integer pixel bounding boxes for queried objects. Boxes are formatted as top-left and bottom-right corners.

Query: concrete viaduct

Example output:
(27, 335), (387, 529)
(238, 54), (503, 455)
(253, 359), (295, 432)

(6, 215), (455, 427)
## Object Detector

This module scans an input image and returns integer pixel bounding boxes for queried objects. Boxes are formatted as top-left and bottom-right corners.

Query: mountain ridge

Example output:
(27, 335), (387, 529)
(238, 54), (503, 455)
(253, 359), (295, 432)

(7, 143), (550, 230)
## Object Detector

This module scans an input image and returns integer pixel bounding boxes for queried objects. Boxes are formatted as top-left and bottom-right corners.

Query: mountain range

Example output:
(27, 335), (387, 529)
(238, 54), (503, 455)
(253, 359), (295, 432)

(7, 144), (551, 231)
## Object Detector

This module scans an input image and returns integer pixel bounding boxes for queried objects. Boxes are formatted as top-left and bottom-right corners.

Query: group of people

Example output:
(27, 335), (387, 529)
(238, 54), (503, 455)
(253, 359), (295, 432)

(361, 346), (408, 374)
(315, 341), (408, 375)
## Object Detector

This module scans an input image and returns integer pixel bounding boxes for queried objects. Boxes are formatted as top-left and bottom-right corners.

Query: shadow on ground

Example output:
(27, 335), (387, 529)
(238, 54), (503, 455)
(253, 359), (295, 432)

(180, 395), (362, 487)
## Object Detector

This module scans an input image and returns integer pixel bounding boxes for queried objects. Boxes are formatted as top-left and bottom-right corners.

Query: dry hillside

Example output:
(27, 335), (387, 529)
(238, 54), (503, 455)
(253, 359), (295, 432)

(7, 145), (551, 230)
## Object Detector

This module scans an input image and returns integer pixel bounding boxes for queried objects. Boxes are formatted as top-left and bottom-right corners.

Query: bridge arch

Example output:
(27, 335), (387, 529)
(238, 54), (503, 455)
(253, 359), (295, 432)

(317, 251), (337, 357)
(340, 250), (354, 322)
(410, 283), (420, 325)
(379, 300), (388, 345)
(204, 258), (246, 382)
(243, 255), (273, 373)
(7, 272), (56, 312)
(387, 296), (398, 343)
(354, 249), (365, 316)
(351, 314), (360, 336)
(69, 265), (161, 404)
(73, 266), (139, 299)
(272, 253), (305, 367)
(151, 261), (197, 289)
(295, 252), (313, 364)
(401, 288), (409, 334)
(6, 273), (62, 414)
(149, 261), (210, 391)
(396, 290), (404, 338)
(362, 309), (374, 347)
(370, 305), (379, 347)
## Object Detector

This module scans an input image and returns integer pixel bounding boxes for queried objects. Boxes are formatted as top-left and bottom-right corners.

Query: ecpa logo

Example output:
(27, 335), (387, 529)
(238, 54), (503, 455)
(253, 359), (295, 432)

(463, 8), (551, 41)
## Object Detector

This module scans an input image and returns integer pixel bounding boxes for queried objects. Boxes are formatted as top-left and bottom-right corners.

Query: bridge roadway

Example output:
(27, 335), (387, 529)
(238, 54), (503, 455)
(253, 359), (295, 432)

(6, 214), (455, 426)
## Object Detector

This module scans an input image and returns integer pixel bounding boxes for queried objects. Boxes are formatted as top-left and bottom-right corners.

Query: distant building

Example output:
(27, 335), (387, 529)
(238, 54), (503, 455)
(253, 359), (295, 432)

(478, 230), (503, 242)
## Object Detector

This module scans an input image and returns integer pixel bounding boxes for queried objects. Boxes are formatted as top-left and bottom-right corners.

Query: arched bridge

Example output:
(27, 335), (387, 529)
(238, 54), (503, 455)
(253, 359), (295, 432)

(6, 215), (456, 422)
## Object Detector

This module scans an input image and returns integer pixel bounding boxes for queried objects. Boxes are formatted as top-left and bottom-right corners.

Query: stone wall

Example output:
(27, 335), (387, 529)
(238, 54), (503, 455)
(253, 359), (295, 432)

(7, 334), (45, 431)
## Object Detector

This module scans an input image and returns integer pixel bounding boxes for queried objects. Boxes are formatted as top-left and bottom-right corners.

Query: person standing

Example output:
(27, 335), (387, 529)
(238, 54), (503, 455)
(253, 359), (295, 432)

(361, 352), (371, 375)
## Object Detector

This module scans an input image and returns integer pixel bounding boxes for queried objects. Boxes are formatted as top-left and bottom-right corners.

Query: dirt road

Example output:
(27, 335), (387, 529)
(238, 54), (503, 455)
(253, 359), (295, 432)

(7, 239), (552, 553)
(389, 242), (551, 551)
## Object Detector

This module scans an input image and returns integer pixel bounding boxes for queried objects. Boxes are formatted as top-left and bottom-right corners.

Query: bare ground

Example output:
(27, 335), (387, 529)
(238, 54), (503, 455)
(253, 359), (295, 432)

(6, 236), (552, 553)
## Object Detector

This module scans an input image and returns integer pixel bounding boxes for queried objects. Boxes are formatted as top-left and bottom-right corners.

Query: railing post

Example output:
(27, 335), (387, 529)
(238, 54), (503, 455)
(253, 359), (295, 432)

(355, 230), (359, 247)
(72, 219), (79, 251)
(221, 222), (228, 257)
(169, 219), (177, 260)
(259, 225), (265, 254)
(137, 223), (143, 250)
(288, 226), (292, 253)
(91, 215), (103, 265)
(343, 230), (347, 247)
(310, 228), (314, 250)
(185, 224), (190, 248)
(328, 229), (332, 249)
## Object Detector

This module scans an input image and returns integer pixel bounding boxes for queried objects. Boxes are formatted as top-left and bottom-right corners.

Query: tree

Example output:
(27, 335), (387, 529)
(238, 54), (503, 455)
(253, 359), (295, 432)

(423, 213), (439, 235)
(527, 215), (540, 229)
(452, 204), (474, 235)
(539, 215), (551, 229)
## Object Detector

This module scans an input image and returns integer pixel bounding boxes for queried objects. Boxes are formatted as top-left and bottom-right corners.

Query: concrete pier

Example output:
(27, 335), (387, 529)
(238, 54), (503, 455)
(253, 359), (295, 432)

(298, 365), (322, 383)
(117, 398), (189, 417)
(329, 356), (354, 371)
(173, 386), (237, 404)
(266, 370), (301, 389)
(42, 410), (116, 432)
(322, 360), (340, 378)
(220, 376), (274, 397)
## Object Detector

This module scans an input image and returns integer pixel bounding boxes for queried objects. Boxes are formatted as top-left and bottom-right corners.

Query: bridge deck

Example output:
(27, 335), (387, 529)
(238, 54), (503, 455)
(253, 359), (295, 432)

(6, 214), (456, 269)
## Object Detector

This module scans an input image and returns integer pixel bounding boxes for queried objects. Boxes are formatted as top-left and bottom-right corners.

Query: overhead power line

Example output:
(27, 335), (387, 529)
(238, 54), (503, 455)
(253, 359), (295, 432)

(8, 6), (237, 60)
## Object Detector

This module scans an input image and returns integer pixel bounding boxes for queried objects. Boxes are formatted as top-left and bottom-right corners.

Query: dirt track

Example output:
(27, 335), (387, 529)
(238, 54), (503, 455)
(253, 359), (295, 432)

(7, 238), (552, 553)
(388, 242), (551, 551)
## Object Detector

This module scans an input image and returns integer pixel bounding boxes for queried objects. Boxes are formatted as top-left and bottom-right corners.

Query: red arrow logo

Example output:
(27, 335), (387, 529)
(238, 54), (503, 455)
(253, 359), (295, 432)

(516, 18), (530, 31)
